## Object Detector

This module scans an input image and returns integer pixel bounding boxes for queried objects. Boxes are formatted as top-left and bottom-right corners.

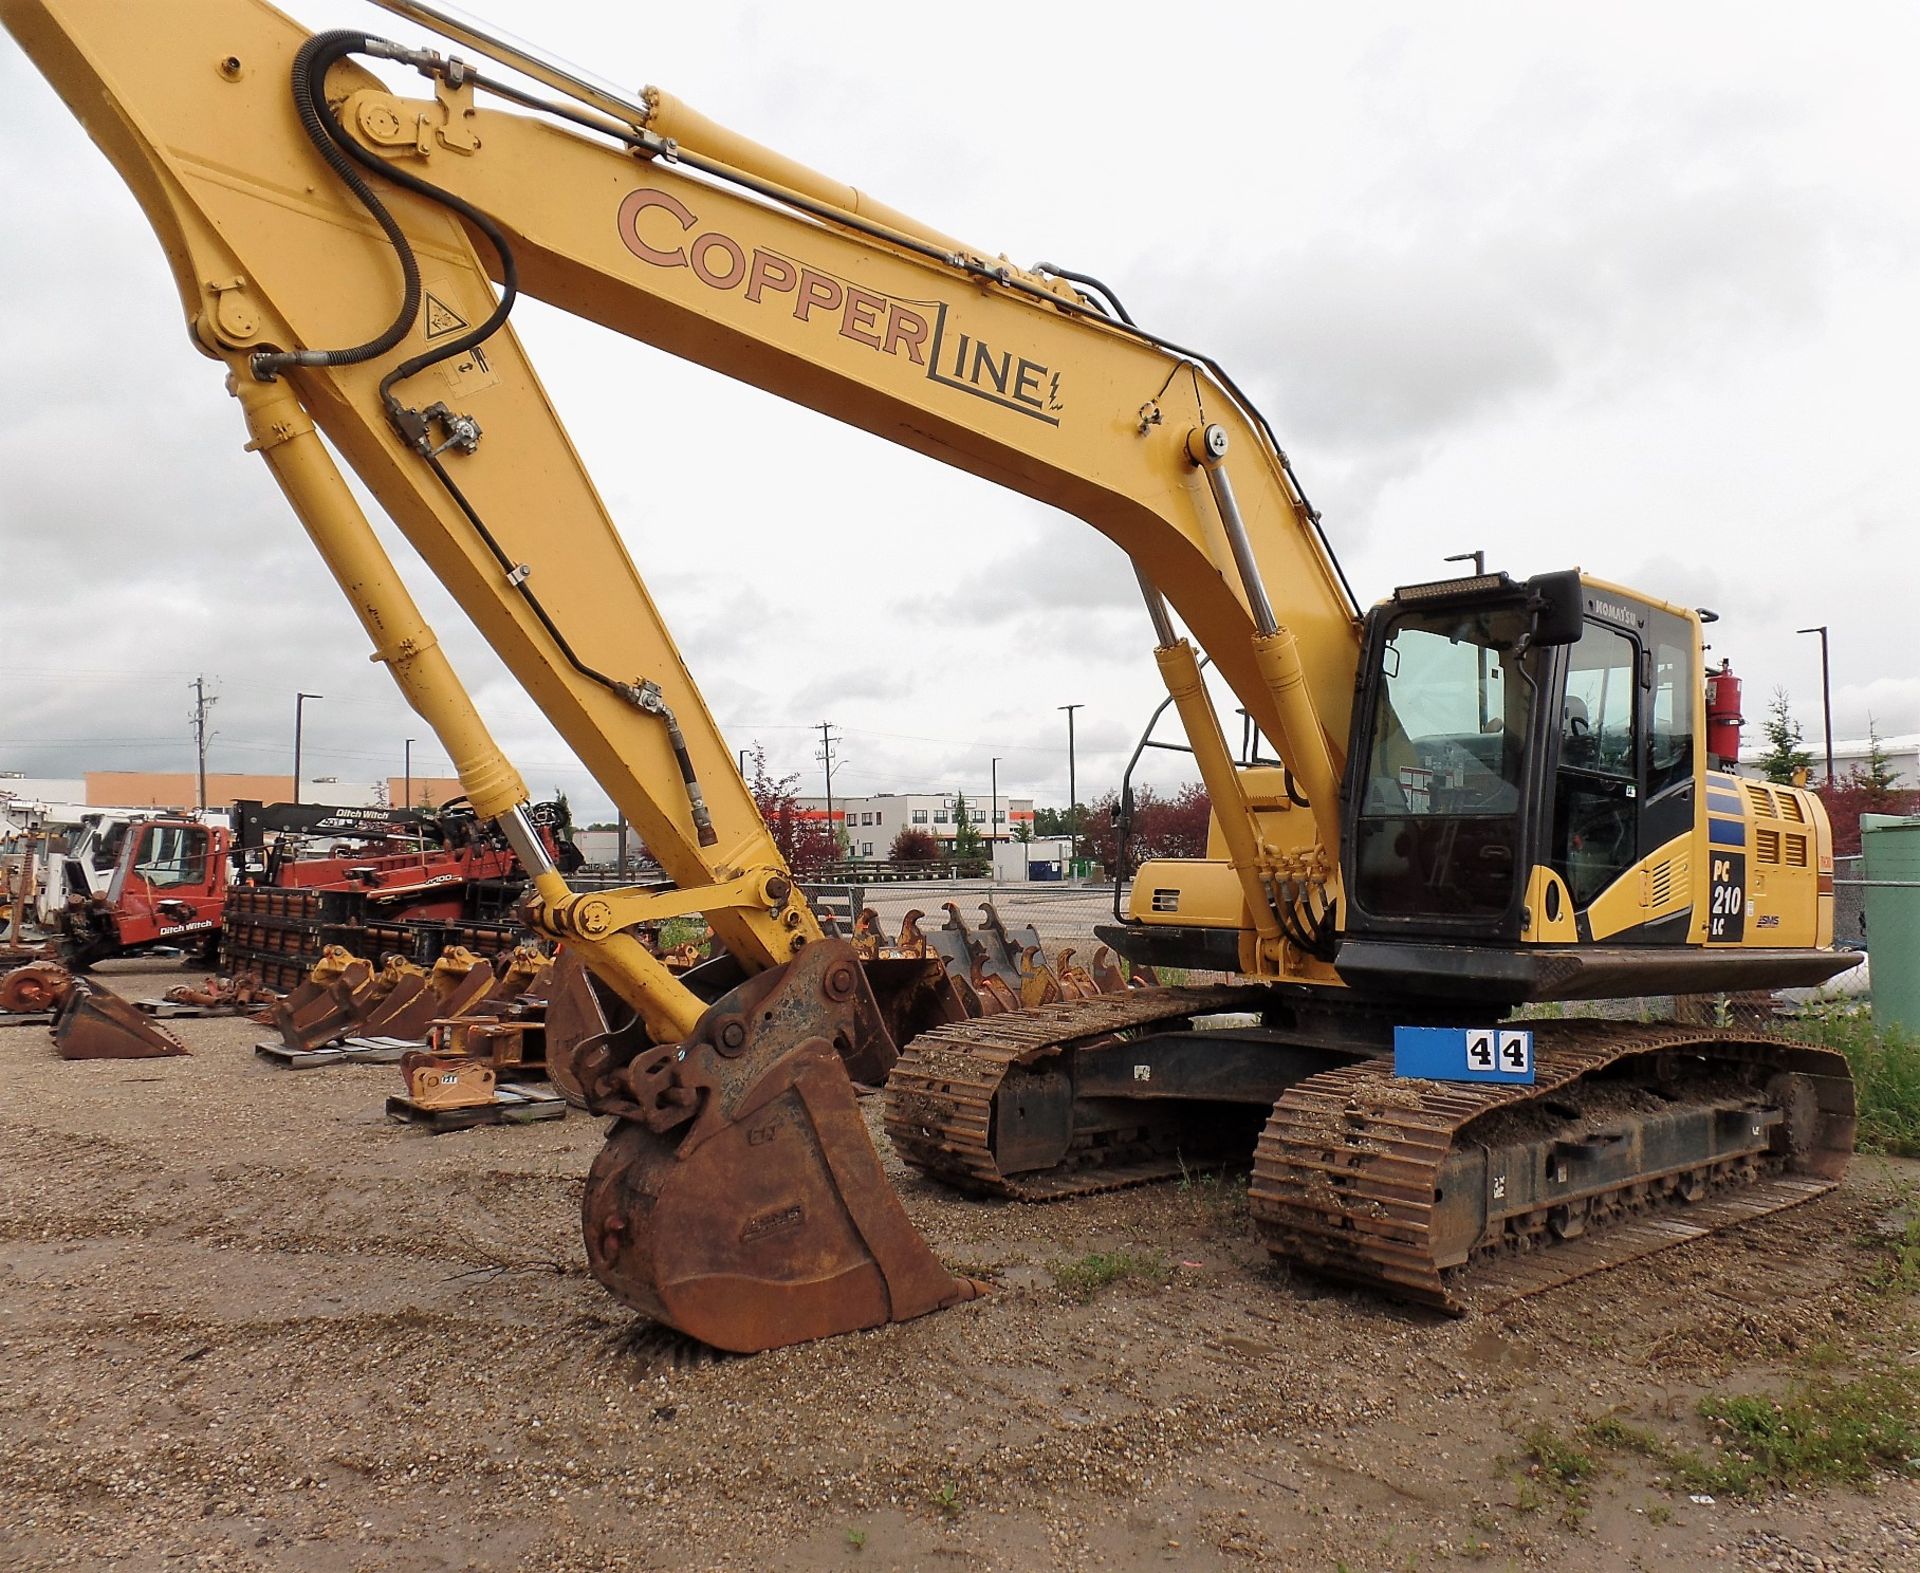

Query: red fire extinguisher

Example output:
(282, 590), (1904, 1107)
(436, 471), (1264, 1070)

(1705, 658), (1744, 763)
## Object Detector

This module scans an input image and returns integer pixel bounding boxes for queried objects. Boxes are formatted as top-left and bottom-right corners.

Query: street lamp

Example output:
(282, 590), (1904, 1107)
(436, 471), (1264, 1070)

(1058, 703), (1083, 846)
(293, 692), (322, 806)
(1796, 625), (1835, 786)
(990, 756), (1001, 858)
(403, 738), (414, 812)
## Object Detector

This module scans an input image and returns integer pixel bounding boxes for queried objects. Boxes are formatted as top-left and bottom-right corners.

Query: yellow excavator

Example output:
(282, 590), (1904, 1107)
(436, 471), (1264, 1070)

(4, 0), (1859, 1351)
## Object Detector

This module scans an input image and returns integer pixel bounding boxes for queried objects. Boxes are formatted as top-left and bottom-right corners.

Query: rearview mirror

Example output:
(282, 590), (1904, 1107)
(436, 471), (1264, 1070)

(1526, 569), (1585, 647)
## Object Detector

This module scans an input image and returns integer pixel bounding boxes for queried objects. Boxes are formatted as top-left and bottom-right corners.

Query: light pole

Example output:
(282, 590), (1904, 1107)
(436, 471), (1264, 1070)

(1796, 625), (1835, 785)
(1058, 703), (1082, 847)
(403, 738), (414, 812)
(990, 756), (1001, 858)
(293, 692), (322, 806)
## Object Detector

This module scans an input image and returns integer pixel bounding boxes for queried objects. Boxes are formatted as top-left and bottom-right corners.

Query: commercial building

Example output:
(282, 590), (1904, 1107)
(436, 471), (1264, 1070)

(1737, 734), (1919, 788)
(796, 791), (1035, 861)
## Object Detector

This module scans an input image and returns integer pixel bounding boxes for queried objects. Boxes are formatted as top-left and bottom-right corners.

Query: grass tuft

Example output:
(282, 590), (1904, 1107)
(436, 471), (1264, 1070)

(1049, 1248), (1174, 1301)
(1581, 1361), (1920, 1497)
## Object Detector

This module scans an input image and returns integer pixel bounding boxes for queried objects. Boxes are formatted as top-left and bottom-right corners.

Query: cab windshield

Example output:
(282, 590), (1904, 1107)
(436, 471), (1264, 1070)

(1352, 604), (1538, 922)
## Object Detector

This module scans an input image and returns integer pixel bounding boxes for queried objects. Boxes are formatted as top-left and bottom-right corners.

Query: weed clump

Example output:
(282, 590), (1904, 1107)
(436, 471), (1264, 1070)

(1049, 1249), (1174, 1301)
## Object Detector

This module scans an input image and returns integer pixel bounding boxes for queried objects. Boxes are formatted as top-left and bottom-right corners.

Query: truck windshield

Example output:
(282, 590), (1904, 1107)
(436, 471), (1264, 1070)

(1352, 605), (1538, 922)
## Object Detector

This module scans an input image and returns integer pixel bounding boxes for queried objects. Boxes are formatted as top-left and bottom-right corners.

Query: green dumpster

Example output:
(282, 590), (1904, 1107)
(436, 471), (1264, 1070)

(1861, 813), (1920, 1033)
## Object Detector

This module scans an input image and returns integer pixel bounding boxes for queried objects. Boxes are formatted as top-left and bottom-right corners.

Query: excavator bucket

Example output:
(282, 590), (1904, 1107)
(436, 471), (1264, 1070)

(577, 940), (982, 1353)
(355, 949), (494, 1042)
(51, 978), (189, 1060)
(270, 946), (378, 1051)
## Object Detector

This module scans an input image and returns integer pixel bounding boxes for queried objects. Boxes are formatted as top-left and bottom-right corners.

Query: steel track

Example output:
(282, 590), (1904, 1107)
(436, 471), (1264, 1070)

(886, 1002), (1856, 1310)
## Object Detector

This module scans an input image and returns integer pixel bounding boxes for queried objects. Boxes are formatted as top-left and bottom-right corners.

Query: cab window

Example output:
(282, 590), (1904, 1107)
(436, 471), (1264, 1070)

(1552, 624), (1638, 907)
(135, 825), (211, 889)
(1647, 623), (1694, 798)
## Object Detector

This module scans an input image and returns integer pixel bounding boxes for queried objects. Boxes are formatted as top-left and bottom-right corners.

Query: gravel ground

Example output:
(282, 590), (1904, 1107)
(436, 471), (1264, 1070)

(2, 962), (1917, 1572)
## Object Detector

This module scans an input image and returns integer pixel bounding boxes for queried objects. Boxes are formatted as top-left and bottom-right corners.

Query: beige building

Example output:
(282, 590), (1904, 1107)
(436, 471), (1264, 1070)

(81, 771), (465, 812)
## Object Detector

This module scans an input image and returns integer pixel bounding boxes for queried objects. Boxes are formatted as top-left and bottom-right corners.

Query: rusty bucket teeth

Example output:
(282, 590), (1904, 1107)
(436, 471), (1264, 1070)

(579, 941), (982, 1354)
(51, 979), (189, 1059)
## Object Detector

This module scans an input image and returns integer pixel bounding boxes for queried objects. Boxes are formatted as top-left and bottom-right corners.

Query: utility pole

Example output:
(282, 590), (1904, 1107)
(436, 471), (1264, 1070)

(816, 721), (840, 845)
(403, 738), (414, 812)
(187, 676), (216, 812)
(1058, 704), (1083, 847)
(1796, 625), (1835, 786)
(293, 692), (322, 806)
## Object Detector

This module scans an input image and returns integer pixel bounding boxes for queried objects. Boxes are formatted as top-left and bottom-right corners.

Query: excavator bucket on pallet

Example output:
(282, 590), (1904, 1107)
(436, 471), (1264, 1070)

(427, 951), (556, 1073)
(269, 946), (377, 1052)
(577, 940), (982, 1353)
(354, 948), (494, 1043)
(51, 978), (189, 1060)
(399, 1048), (497, 1110)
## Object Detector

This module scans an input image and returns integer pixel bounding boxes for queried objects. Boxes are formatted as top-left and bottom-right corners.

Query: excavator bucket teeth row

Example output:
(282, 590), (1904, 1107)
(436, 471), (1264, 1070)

(577, 940), (981, 1353)
(51, 979), (189, 1060)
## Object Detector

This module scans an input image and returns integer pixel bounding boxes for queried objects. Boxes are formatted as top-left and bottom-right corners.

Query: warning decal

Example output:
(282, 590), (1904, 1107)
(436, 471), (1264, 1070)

(423, 292), (470, 340)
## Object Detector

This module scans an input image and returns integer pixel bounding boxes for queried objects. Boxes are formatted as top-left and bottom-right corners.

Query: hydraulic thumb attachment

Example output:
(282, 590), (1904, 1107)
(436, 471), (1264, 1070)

(575, 940), (985, 1353)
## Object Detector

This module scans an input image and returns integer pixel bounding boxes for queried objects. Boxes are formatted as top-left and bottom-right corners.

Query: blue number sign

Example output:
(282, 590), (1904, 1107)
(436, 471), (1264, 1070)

(1394, 1026), (1535, 1085)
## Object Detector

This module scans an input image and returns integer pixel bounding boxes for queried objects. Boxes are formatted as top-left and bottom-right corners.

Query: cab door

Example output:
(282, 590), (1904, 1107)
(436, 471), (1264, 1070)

(1547, 606), (1698, 943)
(111, 823), (221, 940)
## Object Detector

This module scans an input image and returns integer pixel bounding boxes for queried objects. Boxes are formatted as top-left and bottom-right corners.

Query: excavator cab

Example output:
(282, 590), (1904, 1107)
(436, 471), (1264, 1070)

(1338, 569), (1842, 1003)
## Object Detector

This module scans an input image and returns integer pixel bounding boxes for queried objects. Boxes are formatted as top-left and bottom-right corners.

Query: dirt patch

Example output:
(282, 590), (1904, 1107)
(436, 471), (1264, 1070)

(0, 964), (1916, 1570)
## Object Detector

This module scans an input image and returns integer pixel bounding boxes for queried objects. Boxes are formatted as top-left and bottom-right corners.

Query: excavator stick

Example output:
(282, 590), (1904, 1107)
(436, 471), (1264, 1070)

(576, 940), (982, 1353)
(51, 978), (190, 1060)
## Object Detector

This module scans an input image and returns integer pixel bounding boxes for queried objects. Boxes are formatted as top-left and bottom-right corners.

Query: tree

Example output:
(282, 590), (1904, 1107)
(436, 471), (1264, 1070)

(1031, 806), (1073, 837)
(890, 825), (939, 862)
(950, 792), (984, 860)
(1755, 687), (1812, 785)
(1852, 716), (1901, 804)
(549, 789), (573, 838)
(745, 743), (836, 877)
(1082, 781), (1211, 876)
(1816, 715), (1917, 856)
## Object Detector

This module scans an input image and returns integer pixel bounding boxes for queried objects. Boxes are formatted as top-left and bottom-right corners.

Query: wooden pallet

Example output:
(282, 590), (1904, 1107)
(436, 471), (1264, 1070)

(134, 999), (248, 1019)
(0, 1010), (55, 1029)
(253, 1040), (351, 1069)
(338, 1036), (419, 1063)
(385, 1082), (567, 1132)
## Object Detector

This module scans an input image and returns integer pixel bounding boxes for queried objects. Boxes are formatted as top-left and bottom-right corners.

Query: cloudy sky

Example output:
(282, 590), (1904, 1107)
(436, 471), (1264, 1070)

(2, 1), (1914, 823)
